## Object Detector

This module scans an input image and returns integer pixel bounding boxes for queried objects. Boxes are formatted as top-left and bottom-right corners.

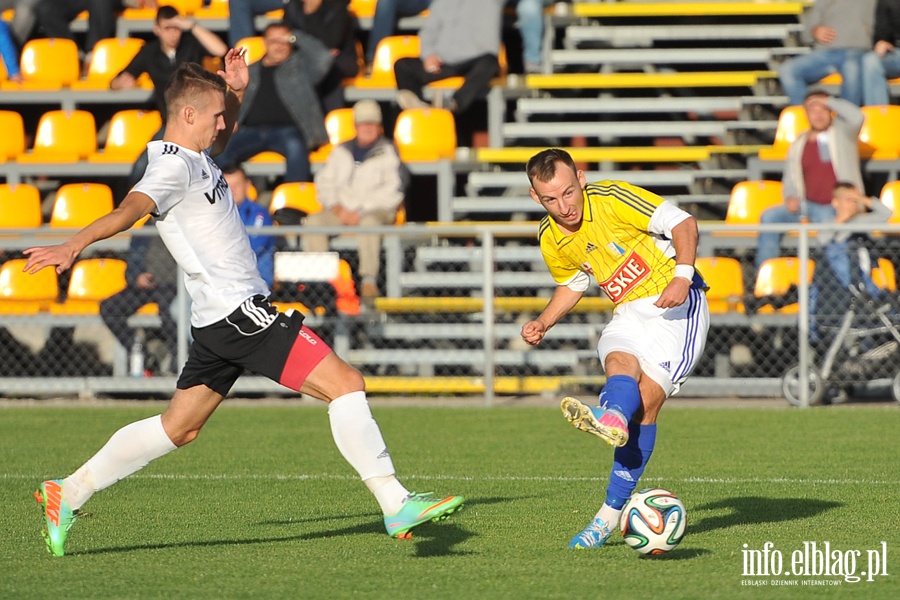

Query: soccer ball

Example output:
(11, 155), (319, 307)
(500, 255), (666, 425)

(620, 488), (687, 556)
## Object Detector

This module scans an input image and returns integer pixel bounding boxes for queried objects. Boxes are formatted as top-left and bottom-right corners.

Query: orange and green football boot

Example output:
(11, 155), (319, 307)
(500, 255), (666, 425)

(384, 492), (464, 539)
(34, 479), (78, 557)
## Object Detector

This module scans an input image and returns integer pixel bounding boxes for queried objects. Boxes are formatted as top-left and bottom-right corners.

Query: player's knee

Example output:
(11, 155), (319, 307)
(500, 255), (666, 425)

(604, 352), (640, 378)
(336, 361), (366, 392)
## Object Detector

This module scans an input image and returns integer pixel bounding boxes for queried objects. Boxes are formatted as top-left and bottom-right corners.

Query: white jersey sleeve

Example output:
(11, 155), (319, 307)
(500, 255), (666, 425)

(133, 148), (192, 216)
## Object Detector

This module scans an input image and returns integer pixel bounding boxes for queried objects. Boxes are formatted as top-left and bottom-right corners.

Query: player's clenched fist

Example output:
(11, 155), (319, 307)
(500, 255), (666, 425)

(521, 320), (547, 346)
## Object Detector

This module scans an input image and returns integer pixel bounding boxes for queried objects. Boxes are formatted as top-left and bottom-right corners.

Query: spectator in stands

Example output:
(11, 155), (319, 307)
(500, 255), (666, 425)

(111, 5), (227, 194)
(364, 0), (431, 67)
(393, 0), (505, 114)
(213, 21), (329, 183)
(0, 20), (22, 83)
(861, 0), (900, 105)
(99, 217), (178, 375)
(284, 0), (357, 114)
(0, 0), (40, 46)
(777, 0), (876, 107)
(33, 0), (159, 64)
(756, 90), (864, 271)
(304, 100), (406, 301)
(223, 165), (276, 287)
(227, 0), (288, 47)
(516, 0), (554, 74)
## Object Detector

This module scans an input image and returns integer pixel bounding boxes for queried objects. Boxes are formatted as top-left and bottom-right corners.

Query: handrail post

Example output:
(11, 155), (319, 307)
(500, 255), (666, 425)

(481, 230), (495, 407)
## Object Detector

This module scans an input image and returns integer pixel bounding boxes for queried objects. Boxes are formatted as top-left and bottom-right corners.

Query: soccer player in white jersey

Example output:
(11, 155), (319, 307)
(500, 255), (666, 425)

(24, 53), (462, 557)
(520, 149), (709, 549)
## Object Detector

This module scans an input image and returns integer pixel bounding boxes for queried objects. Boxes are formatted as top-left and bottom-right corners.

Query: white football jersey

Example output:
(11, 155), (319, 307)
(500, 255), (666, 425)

(134, 140), (269, 327)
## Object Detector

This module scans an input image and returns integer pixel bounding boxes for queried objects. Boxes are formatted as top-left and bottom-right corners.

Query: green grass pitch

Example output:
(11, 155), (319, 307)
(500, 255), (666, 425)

(2, 402), (899, 599)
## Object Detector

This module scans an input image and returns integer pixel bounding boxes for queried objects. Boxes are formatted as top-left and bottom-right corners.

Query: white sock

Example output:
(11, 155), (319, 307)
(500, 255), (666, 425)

(328, 391), (408, 514)
(595, 503), (623, 530)
(364, 475), (410, 516)
(62, 415), (177, 510)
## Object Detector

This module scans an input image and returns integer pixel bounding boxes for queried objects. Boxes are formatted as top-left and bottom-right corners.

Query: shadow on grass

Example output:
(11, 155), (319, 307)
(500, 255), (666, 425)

(637, 547), (712, 560)
(689, 496), (843, 536)
(73, 497), (523, 558)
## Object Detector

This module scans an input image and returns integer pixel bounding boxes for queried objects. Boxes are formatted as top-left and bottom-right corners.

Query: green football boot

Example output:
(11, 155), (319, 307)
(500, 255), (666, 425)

(384, 492), (464, 539)
(34, 479), (78, 557)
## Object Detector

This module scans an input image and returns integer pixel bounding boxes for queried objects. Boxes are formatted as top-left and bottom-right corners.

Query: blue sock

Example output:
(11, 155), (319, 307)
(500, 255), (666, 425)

(605, 423), (657, 509)
(600, 374), (641, 422)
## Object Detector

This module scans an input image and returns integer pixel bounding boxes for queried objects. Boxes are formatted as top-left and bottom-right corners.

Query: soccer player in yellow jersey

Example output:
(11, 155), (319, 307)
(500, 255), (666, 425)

(520, 149), (710, 549)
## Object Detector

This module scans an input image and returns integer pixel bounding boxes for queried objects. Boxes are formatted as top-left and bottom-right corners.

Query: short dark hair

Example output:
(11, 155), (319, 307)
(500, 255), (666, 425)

(156, 5), (179, 22)
(221, 164), (246, 177)
(164, 62), (227, 117)
(263, 21), (294, 37)
(803, 88), (831, 103)
(526, 148), (578, 187)
(832, 181), (858, 195)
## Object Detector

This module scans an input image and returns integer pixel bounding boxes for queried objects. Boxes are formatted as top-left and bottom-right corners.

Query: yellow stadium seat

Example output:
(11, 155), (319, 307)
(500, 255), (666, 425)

(235, 36), (266, 65)
(269, 182), (321, 219)
(695, 256), (744, 314)
(878, 181), (900, 225)
(18, 109), (97, 163)
(50, 258), (127, 315)
(757, 106), (808, 161)
(0, 258), (59, 314)
(50, 183), (114, 228)
(89, 109), (162, 163)
(11, 38), (80, 90)
(309, 108), (357, 163)
(71, 37), (145, 91)
(394, 108), (457, 161)
(872, 257), (897, 293)
(754, 257), (814, 314)
(354, 35), (420, 87)
(0, 110), (25, 161)
(858, 105), (900, 159)
(0, 183), (42, 228)
(725, 180), (784, 226)
(348, 0), (376, 18)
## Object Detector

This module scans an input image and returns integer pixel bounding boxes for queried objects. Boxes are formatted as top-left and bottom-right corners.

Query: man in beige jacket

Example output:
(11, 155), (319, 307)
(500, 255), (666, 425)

(304, 100), (407, 300)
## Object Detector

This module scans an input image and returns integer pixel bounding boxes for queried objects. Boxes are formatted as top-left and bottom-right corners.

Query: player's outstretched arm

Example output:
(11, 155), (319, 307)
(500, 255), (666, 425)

(211, 47), (248, 156)
(655, 216), (698, 309)
(521, 284), (583, 345)
(22, 192), (157, 275)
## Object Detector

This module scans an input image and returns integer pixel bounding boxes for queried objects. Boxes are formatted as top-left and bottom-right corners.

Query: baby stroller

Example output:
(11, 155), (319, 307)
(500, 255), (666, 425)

(782, 233), (900, 405)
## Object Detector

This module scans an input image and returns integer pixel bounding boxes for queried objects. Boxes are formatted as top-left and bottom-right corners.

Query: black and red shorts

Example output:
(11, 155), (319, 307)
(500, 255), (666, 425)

(177, 295), (331, 396)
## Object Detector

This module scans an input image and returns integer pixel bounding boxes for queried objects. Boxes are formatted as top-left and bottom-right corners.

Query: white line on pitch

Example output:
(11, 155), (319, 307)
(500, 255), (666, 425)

(3, 473), (899, 486)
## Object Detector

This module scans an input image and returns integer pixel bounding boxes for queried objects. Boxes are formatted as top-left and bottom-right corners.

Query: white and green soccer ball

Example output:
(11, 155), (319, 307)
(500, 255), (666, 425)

(620, 488), (687, 556)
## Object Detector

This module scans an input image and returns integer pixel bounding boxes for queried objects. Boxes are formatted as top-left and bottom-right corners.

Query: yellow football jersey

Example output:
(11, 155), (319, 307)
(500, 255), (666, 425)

(538, 180), (679, 304)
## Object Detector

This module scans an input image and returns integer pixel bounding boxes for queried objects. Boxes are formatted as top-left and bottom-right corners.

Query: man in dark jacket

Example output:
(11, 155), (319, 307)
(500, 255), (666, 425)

(214, 21), (330, 183)
(284, 0), (357, 114)
(99, 218), (178, 374)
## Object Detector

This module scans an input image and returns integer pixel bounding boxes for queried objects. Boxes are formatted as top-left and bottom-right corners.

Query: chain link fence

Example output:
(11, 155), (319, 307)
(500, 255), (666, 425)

(2, 222), (899, 405)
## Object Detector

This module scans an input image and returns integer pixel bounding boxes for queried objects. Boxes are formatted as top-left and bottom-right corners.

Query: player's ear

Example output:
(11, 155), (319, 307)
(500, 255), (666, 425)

(529, 186), (541, 205)
(576, 170), (587, 188)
